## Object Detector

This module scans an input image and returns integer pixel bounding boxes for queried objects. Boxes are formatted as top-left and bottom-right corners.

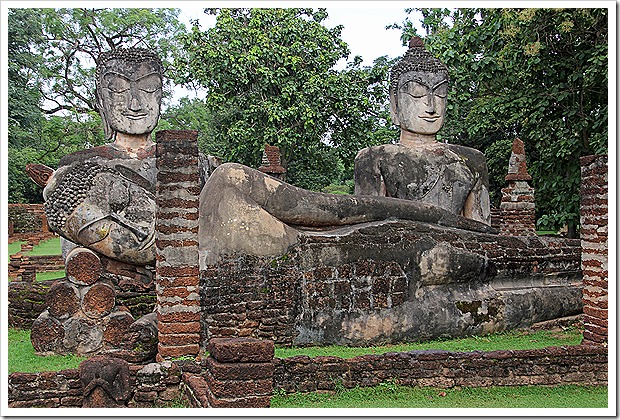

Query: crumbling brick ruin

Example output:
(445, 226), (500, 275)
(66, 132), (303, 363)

(580, 155), (608, 345)
(499, 138), (537, 236)
(155, 130), (202, 360)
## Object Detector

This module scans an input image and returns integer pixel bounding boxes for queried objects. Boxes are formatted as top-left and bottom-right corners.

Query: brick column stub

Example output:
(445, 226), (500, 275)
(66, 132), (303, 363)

(155, 130), (201, 360)
(579, 154), (608, 345)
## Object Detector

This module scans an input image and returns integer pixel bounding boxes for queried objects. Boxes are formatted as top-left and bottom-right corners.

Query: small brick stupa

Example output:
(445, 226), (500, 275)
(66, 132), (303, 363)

(500, 138), (536, 236)
(257, 144), (286, 180)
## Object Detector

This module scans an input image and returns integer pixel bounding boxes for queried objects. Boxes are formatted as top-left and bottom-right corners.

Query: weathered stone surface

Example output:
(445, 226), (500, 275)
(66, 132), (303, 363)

(201, 219), (581, 346)
(66, 247), (102, 286)
(81, 282), (116, 319)
(117, 312), (158, 362)
(208, 338), (274, 363)
(31, 310), (65, 353)
(205, 356), (275, 380)
(62, 315), (103, 355)
(80, 355), (131, 407)
(47, 281), (80, 320)
(103, 310), (134, 346)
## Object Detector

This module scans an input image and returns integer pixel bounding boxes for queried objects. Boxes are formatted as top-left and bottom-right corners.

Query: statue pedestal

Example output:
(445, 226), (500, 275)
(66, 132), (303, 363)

(200, 220), (582, 346)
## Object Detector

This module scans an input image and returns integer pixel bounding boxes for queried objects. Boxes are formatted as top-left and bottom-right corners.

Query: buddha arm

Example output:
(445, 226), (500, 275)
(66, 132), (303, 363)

(353, 147), (387, 196)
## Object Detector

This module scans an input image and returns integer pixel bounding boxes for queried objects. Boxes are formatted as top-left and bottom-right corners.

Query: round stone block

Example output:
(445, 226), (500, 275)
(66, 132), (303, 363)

(31, 310), (65, 353)
(66, 247), (102, 286)
(81, 282), (116, 319)
(47, 280), (80, 320)
(103, 310), (135, 347)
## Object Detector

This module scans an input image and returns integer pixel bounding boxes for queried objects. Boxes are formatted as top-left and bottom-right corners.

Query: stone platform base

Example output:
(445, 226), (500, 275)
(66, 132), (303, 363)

(201, 220), (582, 346)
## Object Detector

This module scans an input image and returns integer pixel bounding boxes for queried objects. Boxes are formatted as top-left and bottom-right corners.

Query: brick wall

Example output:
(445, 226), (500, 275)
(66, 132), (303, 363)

(201, 222), (581, 346)
(8, 343), (607, 408)
(580, 155), (608, 345)
(8, 203), (49, 234)
(155, 130), (202, 360)
(499, 138), (537, 236)
(8, 254), (64, 280)
(8, 361), (195, 408)
(184, 338), (274, 408)
(273, 344), (607, 393)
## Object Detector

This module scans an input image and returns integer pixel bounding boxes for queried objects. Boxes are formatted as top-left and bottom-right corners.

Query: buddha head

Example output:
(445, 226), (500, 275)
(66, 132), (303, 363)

(44, 162), (156, 265)
(389, 37), (449, 137)
(95, 48), (163, 141)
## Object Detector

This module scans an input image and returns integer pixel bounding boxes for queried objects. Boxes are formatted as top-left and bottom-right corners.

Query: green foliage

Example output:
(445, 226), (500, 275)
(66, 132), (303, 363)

(272, 384), (608, 408)
(8, 113), (106, 203)
(158, 97), (228, 158)
(7, 329), (87, 374)
(176, 8), (397, 190)
(36, 8), (187, 114)
(8, 241), (26, 260)
(7, 207), (39, 233)
(392, 8), (608, 231)
(274, 328), (583, 359)
(7, 8), (188, 203)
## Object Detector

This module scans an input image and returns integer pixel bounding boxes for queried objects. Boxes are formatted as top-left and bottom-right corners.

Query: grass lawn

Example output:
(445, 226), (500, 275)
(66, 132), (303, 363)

(25, 237), (62, 256)
(271, 383), (607, 408)
(35, 269), (66, 281)
(8, 327), (604, 408)
(8, 241), (25, 260)
(8, 237), (64, 281)
(274, 327), (583, 358)
(8, 329), (86, 374)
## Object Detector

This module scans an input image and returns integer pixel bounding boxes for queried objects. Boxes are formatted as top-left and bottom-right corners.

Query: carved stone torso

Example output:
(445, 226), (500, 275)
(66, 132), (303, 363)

(355, 142), (487, 217)
(57, 143), (157, 193)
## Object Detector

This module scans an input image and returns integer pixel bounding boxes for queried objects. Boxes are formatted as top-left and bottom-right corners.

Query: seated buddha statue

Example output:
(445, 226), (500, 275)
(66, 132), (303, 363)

(355, 37), (491, 225)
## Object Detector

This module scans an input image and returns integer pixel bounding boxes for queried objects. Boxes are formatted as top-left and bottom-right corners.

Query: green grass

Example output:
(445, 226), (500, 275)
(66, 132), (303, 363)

(25, 237), (62, 256)
(8, 241), (26, 259)
(271, 383), (607, 408)
(7, 329), (87, 374)
(274, 328), (583, 359)
(35, 269), (66, 281)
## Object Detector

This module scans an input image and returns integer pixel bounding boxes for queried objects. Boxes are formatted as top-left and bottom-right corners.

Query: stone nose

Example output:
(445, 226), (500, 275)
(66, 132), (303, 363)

(128, 84), (142, 112)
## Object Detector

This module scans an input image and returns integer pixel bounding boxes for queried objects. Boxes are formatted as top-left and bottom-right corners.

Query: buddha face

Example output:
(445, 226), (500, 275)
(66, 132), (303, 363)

(98, 59), (162, 137)
(62, 171), (156, 265)
(392, 71), (448, 135)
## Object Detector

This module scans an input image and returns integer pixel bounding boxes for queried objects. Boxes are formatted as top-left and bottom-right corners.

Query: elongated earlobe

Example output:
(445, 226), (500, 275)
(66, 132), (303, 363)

(389, 91), (400, 126)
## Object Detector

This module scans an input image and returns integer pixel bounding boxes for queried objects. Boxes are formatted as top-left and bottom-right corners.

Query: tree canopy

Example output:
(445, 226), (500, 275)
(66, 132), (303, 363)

(176, 8), (396, 191)
(7, 7), (188, 203)
(391, 8), (608, 232)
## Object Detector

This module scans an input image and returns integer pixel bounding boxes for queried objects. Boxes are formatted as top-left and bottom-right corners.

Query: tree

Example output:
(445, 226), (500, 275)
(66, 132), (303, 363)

(391, 8), (608, 233)
(176, 8), (396, 191)
(37, 8), (188, 115)
(7, 8), (188, 203)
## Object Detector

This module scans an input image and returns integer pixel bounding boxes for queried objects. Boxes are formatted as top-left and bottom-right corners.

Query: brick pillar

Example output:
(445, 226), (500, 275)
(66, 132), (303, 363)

(203, 338), (274, 407)
(41, 213), (50, 233)
(500, 138), (536, 236)
(155, 130), (201, 360)
(580, 155), (608, 345)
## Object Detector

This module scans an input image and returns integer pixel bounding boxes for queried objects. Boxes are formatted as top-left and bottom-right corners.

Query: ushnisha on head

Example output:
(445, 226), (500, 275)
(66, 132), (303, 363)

(44, 161), (156, 265)
(389, 37), (450, 139)
(95, 48), (163, 141)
